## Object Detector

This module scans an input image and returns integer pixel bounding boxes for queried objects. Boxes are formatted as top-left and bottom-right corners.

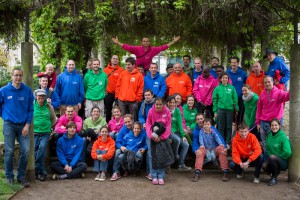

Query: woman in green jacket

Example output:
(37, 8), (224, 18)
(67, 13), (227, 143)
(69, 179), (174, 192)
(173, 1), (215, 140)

(212, 72), (238, 149)
(242, 84), (260, 140)
(166, 95), (191, 171)
(183, 94), (197, 144)
(262, 118), (291, 186)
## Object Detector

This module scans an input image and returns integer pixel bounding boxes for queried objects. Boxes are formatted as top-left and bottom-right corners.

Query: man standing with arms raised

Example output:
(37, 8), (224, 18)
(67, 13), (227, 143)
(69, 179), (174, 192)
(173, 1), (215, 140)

(0, 68), (34, 187)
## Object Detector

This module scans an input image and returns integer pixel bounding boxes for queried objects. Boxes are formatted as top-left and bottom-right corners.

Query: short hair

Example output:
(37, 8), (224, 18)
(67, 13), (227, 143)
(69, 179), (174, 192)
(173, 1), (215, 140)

(264, 75), (273, 82)
(11, 68), (23, 75)
(203, 118), (212, 124)
(203, 66), (211, 72)
(91, 58), (100, 64)
(166, 95), (176, 104)
(194, 57), (202, 62)
(125, 57), (136, 65)
(242, 84), (251, 90)
(183, 55), (191, 60)
(66, 105), (74, 110)
(86, 59), (93, 67)
(138, 65), (144, 68)
(211, 57), (219, 62)
(230, 56), (240, 63)
(216, 65), (225, 70)
(155, 97), (164, 104)
(196, 113), (205, 118)
(186, 94), (196, 107)
(99, 125), (109, 132)
(39, 75), (48, 81)
(46, 63), (54, 69)
(270, 118), (281, 126)
(133, 121), (142, 129)
(144, 89), (154, 95)
(124, 114), (133, 120)
(150, 63), (158, 68)
(112, 105), (121, 112)
(66, 121), (77, 129)
(219, 72), (229, 79)
(238, 122), (248, 130)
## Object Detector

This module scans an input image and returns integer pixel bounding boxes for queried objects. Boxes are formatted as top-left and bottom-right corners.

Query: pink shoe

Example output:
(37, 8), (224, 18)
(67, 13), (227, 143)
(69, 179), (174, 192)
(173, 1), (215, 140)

(158, 179), (165, 185)
(152, 178), (159, 185)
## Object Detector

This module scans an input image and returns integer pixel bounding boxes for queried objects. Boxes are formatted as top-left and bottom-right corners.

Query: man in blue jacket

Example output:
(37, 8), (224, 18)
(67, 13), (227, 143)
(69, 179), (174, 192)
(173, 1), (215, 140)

(264, 48), (290, 89)
(226, 56), (247, 124)
(51, 121), (87, 179)
(55, 60), (84, 116)
(0, 68), (34, 187)
(144, 63), (166, 98)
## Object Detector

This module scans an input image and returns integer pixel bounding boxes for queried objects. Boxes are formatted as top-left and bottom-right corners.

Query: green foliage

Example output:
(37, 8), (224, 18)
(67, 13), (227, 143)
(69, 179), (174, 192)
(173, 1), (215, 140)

(0, 67), (11, 88)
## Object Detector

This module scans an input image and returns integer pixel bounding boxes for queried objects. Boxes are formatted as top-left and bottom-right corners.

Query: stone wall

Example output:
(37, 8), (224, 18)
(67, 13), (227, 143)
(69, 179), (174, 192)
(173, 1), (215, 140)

(0, 142), (20, 164)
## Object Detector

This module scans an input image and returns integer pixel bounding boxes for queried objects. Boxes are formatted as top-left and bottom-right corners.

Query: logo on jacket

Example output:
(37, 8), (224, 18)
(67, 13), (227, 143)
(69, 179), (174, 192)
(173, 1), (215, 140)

(179, 81), (185, 84)
(131, 77), (136, 82)
(18, 97), (25, 101)
(238, 77), (242, 81)
(71, 145), (77, 148)
(98, 81), (103, 85)
(162, 114), (167, 117)
(72, 81), (78, 84)
(7, 96), (12, 99)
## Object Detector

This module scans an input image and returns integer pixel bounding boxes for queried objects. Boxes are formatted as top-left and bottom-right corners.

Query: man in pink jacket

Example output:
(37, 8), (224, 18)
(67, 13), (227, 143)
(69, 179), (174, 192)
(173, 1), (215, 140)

(256, 76), (289, 149)
(193, 67), (219, 122)
(55, 106), (83, 135)
(112, 36), (180, 71)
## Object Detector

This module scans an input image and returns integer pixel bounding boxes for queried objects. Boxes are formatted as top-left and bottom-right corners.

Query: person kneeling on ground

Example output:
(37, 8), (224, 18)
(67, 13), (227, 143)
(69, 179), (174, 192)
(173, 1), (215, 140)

(262, 118), (291, 186)
(91, 126), (115, 182)
(118, 122), (147, 176)
(193, 118), (229, 182)
(229, 122), (263, 184)
(51, 121), (87, 180)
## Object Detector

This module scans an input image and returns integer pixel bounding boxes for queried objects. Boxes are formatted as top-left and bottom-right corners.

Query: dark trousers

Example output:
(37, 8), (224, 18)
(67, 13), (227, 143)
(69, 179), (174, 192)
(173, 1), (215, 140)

(118, 100), (138, 121)
(237, 97), (245, 125)
(197, 103), (215, 125)
(262, 155), (288, 178)
(104, 93), (115, 123)
(51, 160), (87, 178)
(229, 154), (263, 178)
(217, 108), (234, 145)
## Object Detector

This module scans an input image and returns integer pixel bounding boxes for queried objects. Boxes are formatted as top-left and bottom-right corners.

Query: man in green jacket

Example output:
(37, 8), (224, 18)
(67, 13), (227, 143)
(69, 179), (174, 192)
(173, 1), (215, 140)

(34, 89), (57, 181)
(84, 58), (108, 118)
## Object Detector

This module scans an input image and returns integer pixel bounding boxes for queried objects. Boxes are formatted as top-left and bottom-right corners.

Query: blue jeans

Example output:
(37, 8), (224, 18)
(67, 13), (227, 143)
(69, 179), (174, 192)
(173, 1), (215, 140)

(229, 154), (263, 178)
(146, 137), (151, 174)
(93, 150), (108, 172)
(151, 169), (165, 179)
(34, 134), (50, 175)
(112, 149), (122, 173)
(109, 132), (119, 140)
(204, 149), (217, 165)
(259, 120), (271, 149)
(169, 133), (189, 165)
(4, 121), (30, 180)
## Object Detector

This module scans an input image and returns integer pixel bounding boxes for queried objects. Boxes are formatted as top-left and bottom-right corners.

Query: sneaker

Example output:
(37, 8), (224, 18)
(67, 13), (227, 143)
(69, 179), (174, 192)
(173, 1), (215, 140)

(175, 154), (180, 161)
(17, 177), (30, 187)
(146, 173), (152, 181)
(110, 172), (121, 181)
(178, 165), (192, 171)
(267, 177), (277, 186)
(99, 172), (106, 181)
(152, 178), (159, 185)
(6, 179), (14, 184)
(81, 173), (85, 178)
(253, 177), (260, 184)
(158, 179), (165, 185)
(192, 174), (200, 182)
(39, 174), (47, 181)
(236, 173), (244, 179)
(222, 173), (229, 182)
(52, 174), (59, 180)
(95, 173), (101, 181)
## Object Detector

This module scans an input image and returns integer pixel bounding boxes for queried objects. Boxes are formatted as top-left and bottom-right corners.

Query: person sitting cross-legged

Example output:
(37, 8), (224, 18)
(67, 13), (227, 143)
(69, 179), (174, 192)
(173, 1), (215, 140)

(192, 118), (229, 182)
(229, 122), (263, 184)
(51, 121), (87, 180)
(91, 126), (115, 182)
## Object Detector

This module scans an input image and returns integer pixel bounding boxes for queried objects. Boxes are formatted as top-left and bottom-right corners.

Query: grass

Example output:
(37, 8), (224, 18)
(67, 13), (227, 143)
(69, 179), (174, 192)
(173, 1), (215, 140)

(0, 118), (3, 143)
(0, 163), (23, 200)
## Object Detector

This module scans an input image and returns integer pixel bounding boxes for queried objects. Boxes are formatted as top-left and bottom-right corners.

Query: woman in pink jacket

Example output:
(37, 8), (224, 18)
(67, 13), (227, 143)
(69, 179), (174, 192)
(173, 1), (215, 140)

(146, 97), (171, 185)
(112, 36), (180, 71)
(108, 106), (124, 140)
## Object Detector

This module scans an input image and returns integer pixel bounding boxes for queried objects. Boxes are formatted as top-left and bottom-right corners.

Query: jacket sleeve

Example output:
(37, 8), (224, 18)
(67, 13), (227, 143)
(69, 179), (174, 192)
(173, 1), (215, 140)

(192, 129), (200, 153)
(50, 72), (57, 89)
(279, 62), (290, 85)
(157, 78), (167, 98)
(115, 127), (125, 149)
(278, 90), (290, 104)
(78, 76), (85, 104)
(186, 76), (193, 96)
(205, 79), (219, 106)
(54, 117), (67, 134)
(138, 102), (146, 125)
(55, 76), (62, 98)
(51, 90), (61, 109)
(199, 132), (204, 147)
(91, 140), (99, 160)
(151, 45), (169, 54)
(232, 139), (242, 164)
(176, 109), (185, 138)
(248, 135), (262, 162)
(193, 77), (201, 103)
(211, 126), (226, 146)
(75, 115), (83, 132)
(249, 94), (258, 126)
(212, 87), (219, 113)
(136, 75), (144, 102)
(255, 98), (262, 125)
(26, 90), (34, 124)
(115, 75), (122, 99)
(232, 86), (239, 111)
(141, 133), (148, 150)
(48, 104), (57, 127)
(102, 140), (116, 160)
(159, 111), (171, 140)
(122, 44), (139, 54)
(56, 139), (68, 166)
(70, 138), (84, 167)
(213, 132), (223, 146)
(279, 135), (292, 160)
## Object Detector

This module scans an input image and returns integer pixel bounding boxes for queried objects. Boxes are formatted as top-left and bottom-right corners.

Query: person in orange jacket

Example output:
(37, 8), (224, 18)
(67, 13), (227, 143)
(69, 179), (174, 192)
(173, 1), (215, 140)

(104, 55), (124, 122)
(229, 122), (263, 184)
(166, 62), (192, 102)
(91, 126), (116, 181)
(115, 57), (144, 121)
(246, 61), (265, 96)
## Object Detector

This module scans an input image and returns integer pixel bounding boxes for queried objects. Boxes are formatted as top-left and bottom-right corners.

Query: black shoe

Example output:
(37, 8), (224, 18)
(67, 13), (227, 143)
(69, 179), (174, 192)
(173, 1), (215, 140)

(39, 174), (47, 181)
(17, 177), (30, 187)
(267, 177), (277, 186)
(192, 174), (200, 182)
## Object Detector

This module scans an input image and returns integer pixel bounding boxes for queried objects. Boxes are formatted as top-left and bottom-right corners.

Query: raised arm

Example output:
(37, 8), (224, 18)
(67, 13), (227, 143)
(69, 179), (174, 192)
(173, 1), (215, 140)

(112, 36), (124, 47)
(167, 36), (180, 47)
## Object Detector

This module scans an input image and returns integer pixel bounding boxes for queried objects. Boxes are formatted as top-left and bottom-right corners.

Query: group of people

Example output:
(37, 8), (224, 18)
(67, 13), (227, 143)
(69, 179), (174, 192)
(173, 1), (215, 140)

(0, 35), (292, 187)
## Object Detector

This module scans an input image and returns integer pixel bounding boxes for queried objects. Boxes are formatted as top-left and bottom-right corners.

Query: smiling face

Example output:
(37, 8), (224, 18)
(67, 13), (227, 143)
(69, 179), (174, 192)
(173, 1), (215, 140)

(133, 124), (141, 136)
(91, 107), (100, 121)
(252, 62), (262, 75)
(196, 114), (204, 127)
(221, 75), (229, 85)
(39, 77), (48, 89)
(113, 108), (121, 119)
(266, 53), (276, 62)
(92, 60), (100, 72)
(67, 125), (77, 137)
(11, 69), (23, 86)
(100, 127), (109, 141)
(194, 58), (202, 71)
(155, 99), (163, 112)
(203, 121), (211, 133)
(242, 86), (251, 97)
(36, 94), (46, 105)
(175, 95), (182, 106)
(126, 62), (134, 73)
(211, 58), (219, 67)
(167, 99), (176, 110)
(124, 116), (133, 129)
(141, 37), (150, 48)
(264, 76), (274, 91)
(66, 60), (75, 73)
(46, 66), (54, 75)
(111, 55), (119, 66)
(173, 63), (182, 74)
(238, 128), (249, 140)
(149, 64), (158, 76)
(271, 120), (280, 133)
(66, 107), (75, 120)
(230, 58), (239, 72)
(144, 91), (153, 102)
(186, 96), (194, 108)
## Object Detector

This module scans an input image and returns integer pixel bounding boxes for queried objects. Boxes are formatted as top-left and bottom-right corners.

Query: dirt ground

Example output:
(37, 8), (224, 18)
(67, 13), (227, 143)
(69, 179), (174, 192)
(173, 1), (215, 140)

(11, 169), (300, 200)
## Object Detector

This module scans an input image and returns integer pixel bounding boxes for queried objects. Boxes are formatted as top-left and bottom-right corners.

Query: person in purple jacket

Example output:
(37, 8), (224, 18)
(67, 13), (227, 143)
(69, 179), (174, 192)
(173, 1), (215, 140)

(112, 36), (180, 71)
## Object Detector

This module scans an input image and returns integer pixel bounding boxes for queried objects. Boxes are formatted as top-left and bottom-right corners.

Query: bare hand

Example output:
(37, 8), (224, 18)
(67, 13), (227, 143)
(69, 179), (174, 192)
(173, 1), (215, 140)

(153, 137), (160, 143)
(173, 36), (180, 42)
(22, 124), (30, 137)
(47, 98), (52, 104)
(182, 137), (187, 142)
(49, 87), (54, 92)
(120, 146), (127, 152)
(257, 124), (260, 132)
(78, 103), (82, 110)
(112, 36), (118, 44)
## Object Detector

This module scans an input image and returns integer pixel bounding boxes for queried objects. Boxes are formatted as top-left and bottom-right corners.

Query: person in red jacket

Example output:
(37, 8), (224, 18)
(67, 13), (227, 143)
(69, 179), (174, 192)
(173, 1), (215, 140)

(103, 55), (124, 122)
(115, 57), (144, 121)
(166, 62), (193, 102)
(91, 126), (115, 181)
(246, 62), (265, 96)
(229, 122), (263, 184)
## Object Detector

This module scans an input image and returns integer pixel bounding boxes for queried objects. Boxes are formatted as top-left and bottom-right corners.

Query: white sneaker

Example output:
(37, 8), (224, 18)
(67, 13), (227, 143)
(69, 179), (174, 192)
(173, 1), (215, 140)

(253, 177), (260, 184)
(99, 172), (106, 181)
(95, 173), (101, 181)
(236, 173), (244, 179)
